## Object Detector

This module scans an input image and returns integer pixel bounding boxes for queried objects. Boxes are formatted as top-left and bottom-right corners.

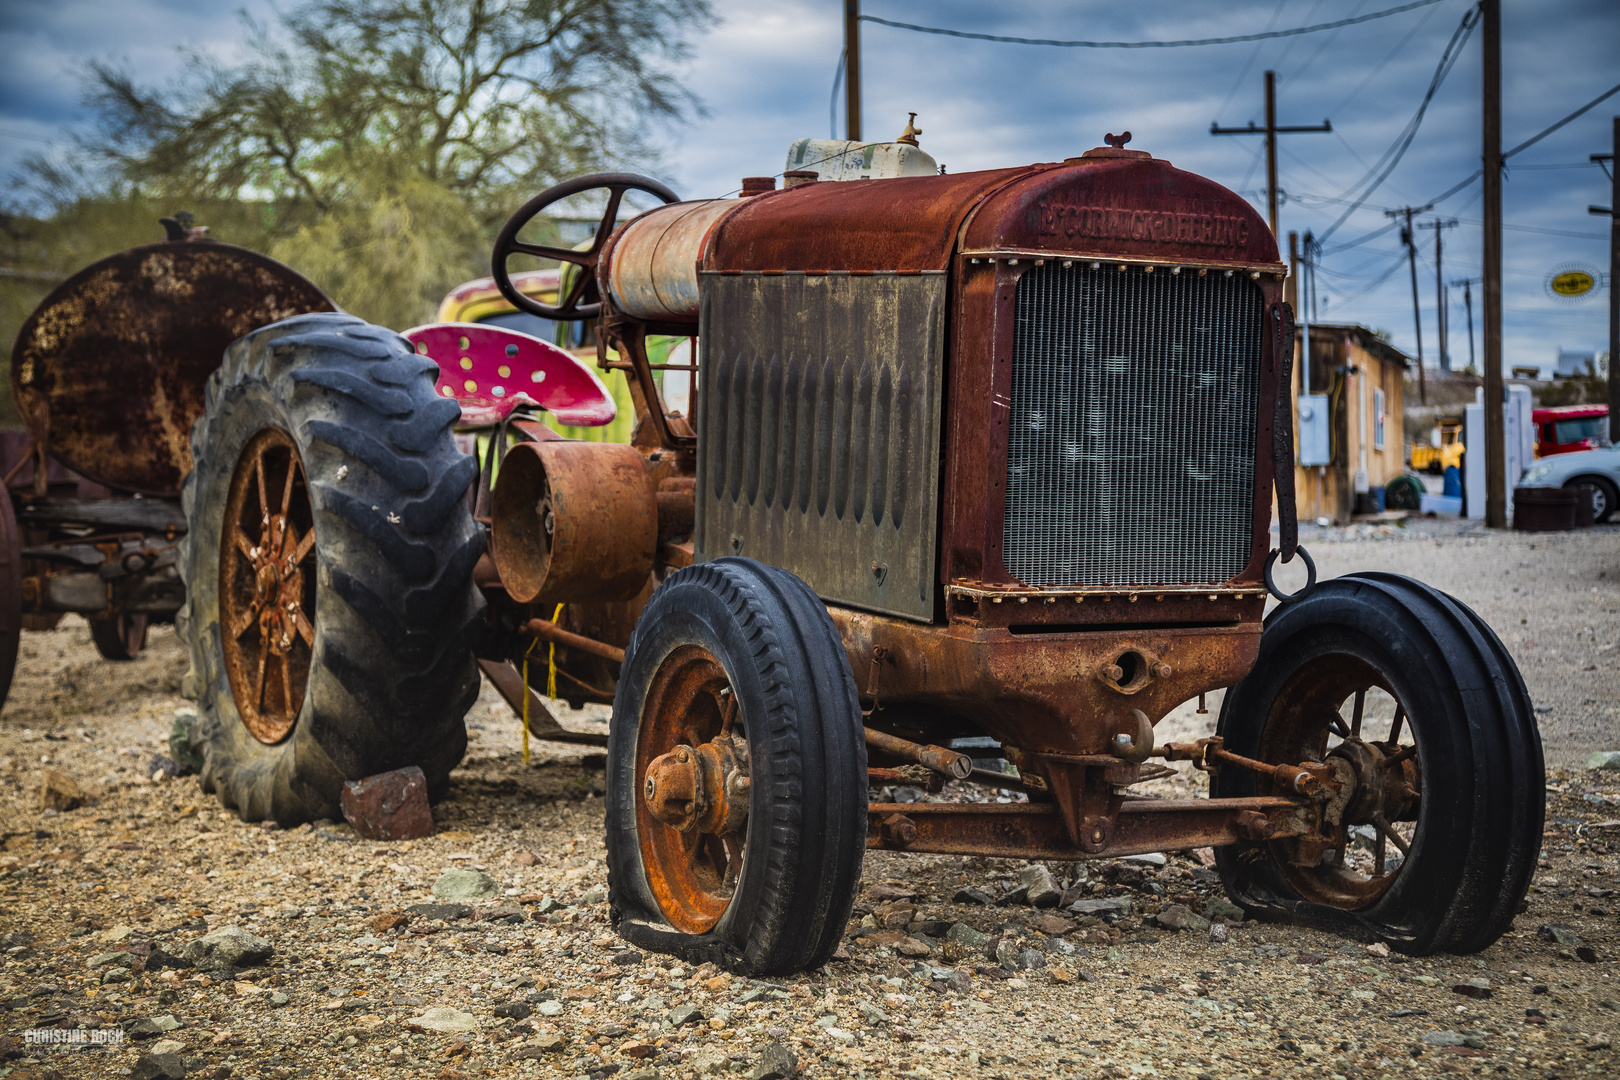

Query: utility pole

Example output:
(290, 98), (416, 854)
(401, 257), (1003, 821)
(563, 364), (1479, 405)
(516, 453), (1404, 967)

(844, 0), (862, 141)
(1420, 219), (1459, 370)
(1212, 71), (1332, 241)
(1482, 0), (1505, 528)
(1593, 117), (1618, 443)
(1387, 205), (1433, 403)
(1451, 278), (1480, 374)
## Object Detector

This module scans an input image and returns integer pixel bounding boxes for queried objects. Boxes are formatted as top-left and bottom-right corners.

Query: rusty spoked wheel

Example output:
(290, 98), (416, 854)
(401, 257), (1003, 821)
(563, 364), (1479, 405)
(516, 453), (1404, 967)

(1213, 573), (1542, 955)
(89, 612), (150, 661)
(636, 646), (748, 934)
(1256, 663), (1419, 909)
(219, 428), (316, 744)
(606, 558), (866, 975)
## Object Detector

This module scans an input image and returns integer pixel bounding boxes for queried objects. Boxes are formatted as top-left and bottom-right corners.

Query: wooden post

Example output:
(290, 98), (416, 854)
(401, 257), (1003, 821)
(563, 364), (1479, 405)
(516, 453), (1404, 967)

(1482, 0), (1505, 528)
(844, 0), (861, 141)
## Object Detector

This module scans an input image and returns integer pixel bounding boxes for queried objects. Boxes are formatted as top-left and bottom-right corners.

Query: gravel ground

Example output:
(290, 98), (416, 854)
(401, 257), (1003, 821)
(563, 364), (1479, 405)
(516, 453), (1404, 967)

(2, 517), (1618, 1080)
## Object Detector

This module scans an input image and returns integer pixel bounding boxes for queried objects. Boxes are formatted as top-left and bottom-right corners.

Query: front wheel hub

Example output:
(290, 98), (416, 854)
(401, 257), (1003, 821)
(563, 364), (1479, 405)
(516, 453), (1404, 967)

(644, 736), (749, 836)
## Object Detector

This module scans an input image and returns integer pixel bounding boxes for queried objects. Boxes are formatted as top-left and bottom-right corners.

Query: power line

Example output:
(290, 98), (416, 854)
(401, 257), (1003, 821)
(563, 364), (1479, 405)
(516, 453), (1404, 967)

(1316, 2), (1481, 243)
(1215, 0), (1288, 121)
(1325, 0), (1446, 116)
(858, 1), (1445, 50)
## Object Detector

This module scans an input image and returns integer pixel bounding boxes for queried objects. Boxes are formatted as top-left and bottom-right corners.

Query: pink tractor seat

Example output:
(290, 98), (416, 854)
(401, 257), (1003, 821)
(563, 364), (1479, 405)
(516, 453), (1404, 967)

(402, 322), (616, 429)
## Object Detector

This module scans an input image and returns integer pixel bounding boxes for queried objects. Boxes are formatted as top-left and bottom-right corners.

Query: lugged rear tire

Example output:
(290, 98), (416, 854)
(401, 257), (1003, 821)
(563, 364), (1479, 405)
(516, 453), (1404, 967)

(178, 312), (484, 824)
(606, 558), (867, 975)
(1212, 573), (1542, 955)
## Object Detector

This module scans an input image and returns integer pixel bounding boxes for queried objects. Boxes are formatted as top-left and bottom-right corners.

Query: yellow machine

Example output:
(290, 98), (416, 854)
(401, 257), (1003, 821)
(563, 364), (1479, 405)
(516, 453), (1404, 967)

(1411, 417), (1464, 474)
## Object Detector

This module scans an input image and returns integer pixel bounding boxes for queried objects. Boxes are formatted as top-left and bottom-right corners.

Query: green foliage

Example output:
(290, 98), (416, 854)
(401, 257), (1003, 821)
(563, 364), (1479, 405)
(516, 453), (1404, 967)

(1534, 364), (1609, 407)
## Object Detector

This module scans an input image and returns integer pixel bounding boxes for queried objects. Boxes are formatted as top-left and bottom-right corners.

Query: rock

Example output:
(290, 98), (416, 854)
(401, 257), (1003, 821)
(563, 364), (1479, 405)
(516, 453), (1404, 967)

(1420, 1031), (1470, 1047)
(89, 951), (137, 968)
(340, 767), (433, 841)
(1017, 865), (1063, 908)
(1452, 978), (1492, 999)
(1586, 751), (1620, 771)
(492, 1001), (532, 1020)
(40, 768), (85, 811)
(513, 851), (538, 866)
(149, 754), (185, 781)
(953, 887), (994, 905)
(131, 1053), (188, 1080)
(533, 896), (565, 915)
(1153, 904), (1210, 933)
(269, 991), (290, 1007)
(1068, 897), (1132, 918)
(1367, 941), (1391, 958)
(1032, 914), (1074, 936)
(103, 968), (133, 984)
(857, 1000), (889, 1026)
(579, 884), (607, 904)
(612, 950), (644, 966)
(995, 885), (1031, 907)
(1587, 1034), (1613, 1051)
(994, 938), (1021, 969)
(433, 869), (500, 901)
(946, 923), (990, 948)
(1122, 852), (1167, 867)
(126, 1016), (182, 1039)
(895, 938), (932, 958)
(1019, 948), (1046, 969)
(1537, 924), (1584, 947)
(668, 1003), (704, 1027)
(624, 1069), (661, 1080)
(149, 1039), (186, 1056)
(1202, 897), (1245, 922)
(181, 926), (273, 971)
(100, 924), (134, 944)
(168, 709), (204, 774)
(407, 1007), (480, 1034)
(534, 1000), (564, 1017)
(907, 920), (951, 937)
(372, 912), (409, 934)
(1209, 924), (1229, 944)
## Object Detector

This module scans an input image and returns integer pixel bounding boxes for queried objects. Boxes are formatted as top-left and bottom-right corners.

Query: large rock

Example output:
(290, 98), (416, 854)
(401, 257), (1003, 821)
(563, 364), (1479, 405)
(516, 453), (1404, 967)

(433, 869), (500, 901)
(1017, 864), (1063, 908)
(180, 926), (273, 971)
(945, 923), (990, 948)
(1586, 751), (1620, 771)
(753, 1041), (798, 1080)
(1153, 904), (1210, 933)
(169, 708), (204, 774)
(131, 1053), (188, 1080)
(1068, 896), (1132, 918)
(40, 768), (85, 811)
(340, 767), (433, 841)
(407, 1006), (480, 1034)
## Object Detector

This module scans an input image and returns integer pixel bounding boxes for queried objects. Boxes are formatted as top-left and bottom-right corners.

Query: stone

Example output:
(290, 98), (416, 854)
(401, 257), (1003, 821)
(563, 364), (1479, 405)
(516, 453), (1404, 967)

(624, 1069), (661, 1080)
(1122, 852), (1167, 867)
(1017, 864), (1063, 908)
(493, 1001), (532, 1019)
(1032, 914), (1074, 936)
(433, 869), (500, 901)
(169, 709), (204, 774)
(1018, 948), (1046, 969)
(103, 968), (133, 984)
(994, 939), (1021, 969)
(1202, 897), (1245, 922)
(1209, 924), (1229, 944)
(89, 951), (137, 968)
(1585, 751), (1620, 771)
(131, 1053), (188, 1080)
(1366, 941), (1391, 958)
(407, 1007), (480, 1034)
(953, 887), (994, 905)
(144, 948), (191, 972)
(1452, 978), (1492, 999)
(149, 754), (185, 781)
(181, 926), (273, 971)
(40, 768), (85, 811)
(269, 991), (290, 1007)
(945, 923), (990, 948)
(1420, 1031), (1470, 1047)
(857, 1000), (889, 1026)
(612, 950), (644, 966)
(668, 1003), (704, 1027)
(340, 767), (433, 841)
(126, 1016), (182, 1039)
(407, 902), (473, 921)
(1537, 924), (1584, 947)
(579, 884), (607, 904)
(1068, 897), (1132, 918)
(100, 925), (135, 944)
(149, 1039), (186, 1056)
(995, 885), (1031, 907)
(372, 912), (409, 934)
(895, 938), (932, 958)
(1153, 904), (1210, 933)
(534, 1000), (564, 1017)
(1587, 1034), (1613, 1051)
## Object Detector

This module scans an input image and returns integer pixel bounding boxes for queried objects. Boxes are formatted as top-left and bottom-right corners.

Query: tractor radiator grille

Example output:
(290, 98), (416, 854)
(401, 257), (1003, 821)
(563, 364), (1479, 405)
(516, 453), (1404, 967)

(1002, 264), (1262, 587)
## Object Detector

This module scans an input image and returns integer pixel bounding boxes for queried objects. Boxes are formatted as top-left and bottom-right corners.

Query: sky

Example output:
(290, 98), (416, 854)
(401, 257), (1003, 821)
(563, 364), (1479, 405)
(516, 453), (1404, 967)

(2, 0), (1617, 375)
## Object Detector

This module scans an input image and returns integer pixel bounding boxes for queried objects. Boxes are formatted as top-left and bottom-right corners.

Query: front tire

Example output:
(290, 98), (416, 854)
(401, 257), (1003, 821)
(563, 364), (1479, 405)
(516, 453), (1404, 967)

(1566, 477), (1617, 524)
(606, 558), (867, 975)
(1213, 573), (1541, 955)
(179, 313), (484, 824)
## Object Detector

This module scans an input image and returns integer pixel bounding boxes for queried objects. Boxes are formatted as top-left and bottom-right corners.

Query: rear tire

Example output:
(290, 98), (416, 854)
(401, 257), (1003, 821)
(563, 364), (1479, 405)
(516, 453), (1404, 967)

(606, 558), (867, 975)
(179, 312), (484, 824)
(1212, 573), (1541, 955)
(0, 494), (20, 709)
(1566, 476), (1616, 524)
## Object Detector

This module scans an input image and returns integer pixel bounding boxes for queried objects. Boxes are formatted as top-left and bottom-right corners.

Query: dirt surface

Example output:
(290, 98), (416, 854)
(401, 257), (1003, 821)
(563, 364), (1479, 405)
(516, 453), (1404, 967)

(2, 518), (1618, 1080)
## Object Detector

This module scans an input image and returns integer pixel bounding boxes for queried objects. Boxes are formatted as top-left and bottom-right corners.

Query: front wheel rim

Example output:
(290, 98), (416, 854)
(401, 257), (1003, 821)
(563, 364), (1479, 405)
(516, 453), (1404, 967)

(219, 427), (317, 745)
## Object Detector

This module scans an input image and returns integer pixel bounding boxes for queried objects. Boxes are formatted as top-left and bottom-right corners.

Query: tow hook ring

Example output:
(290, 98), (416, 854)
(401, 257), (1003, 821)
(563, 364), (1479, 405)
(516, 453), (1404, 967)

(1264, 545), (1317, 605)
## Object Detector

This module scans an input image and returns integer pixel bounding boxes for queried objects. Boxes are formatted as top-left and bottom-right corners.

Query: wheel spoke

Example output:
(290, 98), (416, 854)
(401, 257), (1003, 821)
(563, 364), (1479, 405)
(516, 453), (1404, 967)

(280, 652), (293, 715)
(722, 834), (743, 886)
(1371, 813), (1411, 857)
(1389, 706), (1406, 743)
(558, 264), (591, 312)
(1381, 744), (1418, 768)
(593, 187), (626, 251)
(293, 609), (316, 648)
(254, 447), (270, 524)
(718, 690), (738, 738)
(280, 456), (297, 517)
(1327, 715), (1350, 739)
(253, 641), (269, 710)
(510, 239), (591, 265)
(229, 603), (260, 642)
(234, 528), (257, 562)
(1374, 829), (1388, 876)
(1350, 689), (1365, 739)
(290, 525), (315, 566)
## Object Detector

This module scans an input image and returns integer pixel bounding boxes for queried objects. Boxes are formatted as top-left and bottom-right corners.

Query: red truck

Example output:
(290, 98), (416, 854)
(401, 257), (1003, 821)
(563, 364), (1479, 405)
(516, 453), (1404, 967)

(1534, 404), (1610, 457)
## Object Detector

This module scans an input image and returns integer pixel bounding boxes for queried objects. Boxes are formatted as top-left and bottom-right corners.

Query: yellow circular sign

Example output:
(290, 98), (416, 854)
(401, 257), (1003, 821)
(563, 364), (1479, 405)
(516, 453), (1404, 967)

(1551, 270), (1596, 297)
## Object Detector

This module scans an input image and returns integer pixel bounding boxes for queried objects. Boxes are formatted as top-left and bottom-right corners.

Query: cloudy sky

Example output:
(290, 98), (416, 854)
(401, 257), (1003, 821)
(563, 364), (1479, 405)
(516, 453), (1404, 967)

(2, 0), (1616, 373)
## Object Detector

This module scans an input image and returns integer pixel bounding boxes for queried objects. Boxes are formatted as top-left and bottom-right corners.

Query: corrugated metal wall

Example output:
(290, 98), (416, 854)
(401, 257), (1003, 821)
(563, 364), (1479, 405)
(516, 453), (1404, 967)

(694, 271), (946, 621)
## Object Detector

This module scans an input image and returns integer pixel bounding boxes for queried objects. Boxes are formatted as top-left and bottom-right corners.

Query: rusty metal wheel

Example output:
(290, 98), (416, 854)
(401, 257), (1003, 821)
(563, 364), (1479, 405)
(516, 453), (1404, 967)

(218, 428), (316, 744)
(0, 492), (20, 708)
(1213, 573), (1542, 955)
(178, 312), (484, 824)
(606, 558), (866, 975)
(89, 612), (151, 662)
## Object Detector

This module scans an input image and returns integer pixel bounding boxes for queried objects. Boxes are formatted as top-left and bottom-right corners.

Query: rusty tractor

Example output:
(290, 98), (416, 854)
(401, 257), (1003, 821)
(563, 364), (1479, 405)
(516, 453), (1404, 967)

(19, 128), (1540, 976)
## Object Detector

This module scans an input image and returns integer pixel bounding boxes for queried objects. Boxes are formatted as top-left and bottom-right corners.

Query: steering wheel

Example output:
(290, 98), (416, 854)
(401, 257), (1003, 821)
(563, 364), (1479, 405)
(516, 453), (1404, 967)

(491, 173), (679, 321)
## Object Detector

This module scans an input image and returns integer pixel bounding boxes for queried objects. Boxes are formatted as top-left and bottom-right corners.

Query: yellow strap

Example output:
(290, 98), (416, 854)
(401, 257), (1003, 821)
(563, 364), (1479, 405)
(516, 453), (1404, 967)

(547, 603), (566, 698)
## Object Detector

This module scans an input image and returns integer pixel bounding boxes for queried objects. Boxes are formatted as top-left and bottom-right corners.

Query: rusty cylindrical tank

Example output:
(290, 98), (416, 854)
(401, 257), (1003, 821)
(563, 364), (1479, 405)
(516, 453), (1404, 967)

(600, 200), (738, 322)
(491, 440), (659, 604)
